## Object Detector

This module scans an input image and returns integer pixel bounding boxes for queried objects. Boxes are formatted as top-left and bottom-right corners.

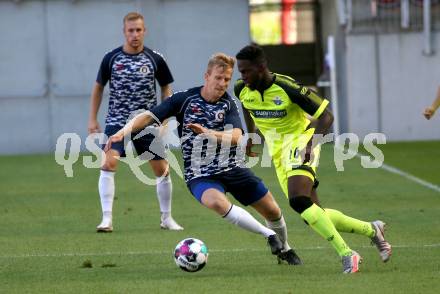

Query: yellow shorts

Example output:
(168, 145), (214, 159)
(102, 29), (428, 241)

(272, 128), (321, 198)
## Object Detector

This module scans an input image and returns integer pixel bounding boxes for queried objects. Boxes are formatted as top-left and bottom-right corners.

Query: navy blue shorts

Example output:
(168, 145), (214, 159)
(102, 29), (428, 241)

(187, 168), (269, 206)
(103, 125), (166, 160)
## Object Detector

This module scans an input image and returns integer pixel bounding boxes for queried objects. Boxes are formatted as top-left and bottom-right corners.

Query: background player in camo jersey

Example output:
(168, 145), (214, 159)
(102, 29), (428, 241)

(88, 12), (183, 232)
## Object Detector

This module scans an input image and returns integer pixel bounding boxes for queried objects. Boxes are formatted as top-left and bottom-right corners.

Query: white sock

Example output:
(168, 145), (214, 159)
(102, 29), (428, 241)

(99, 170), (115, 220)
(156, 175), (172, 221)
(223, 205), (276, 238)
(266, 214), (291, 251)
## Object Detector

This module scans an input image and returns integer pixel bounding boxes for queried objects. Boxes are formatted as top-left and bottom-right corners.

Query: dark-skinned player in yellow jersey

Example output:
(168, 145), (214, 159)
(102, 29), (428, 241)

(234, 44), (392, 274)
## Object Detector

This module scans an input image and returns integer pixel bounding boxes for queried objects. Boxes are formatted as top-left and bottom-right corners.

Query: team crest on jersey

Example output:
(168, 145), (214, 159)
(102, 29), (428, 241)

(273, 96), (283, 105)
(139, 65), (150, 75)
(213, 110), (225, 122)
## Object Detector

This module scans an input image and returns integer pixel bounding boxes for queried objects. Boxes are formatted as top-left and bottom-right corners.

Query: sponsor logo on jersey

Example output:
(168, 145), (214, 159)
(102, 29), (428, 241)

(115, 63), (124, 71)
(250, 109), (287, 118)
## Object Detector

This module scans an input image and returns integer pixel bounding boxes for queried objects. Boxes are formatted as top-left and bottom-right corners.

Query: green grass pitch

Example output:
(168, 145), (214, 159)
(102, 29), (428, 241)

(1, 141), (439, 293)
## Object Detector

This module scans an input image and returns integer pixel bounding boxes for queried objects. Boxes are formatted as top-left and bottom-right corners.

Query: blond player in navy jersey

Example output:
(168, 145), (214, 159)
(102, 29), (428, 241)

(105, 53), (302, 265)
(88, 12), (183, 232)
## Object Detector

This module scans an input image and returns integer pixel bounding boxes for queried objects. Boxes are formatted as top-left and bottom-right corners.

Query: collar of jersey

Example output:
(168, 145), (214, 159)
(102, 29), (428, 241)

(254, 73), (276, 96)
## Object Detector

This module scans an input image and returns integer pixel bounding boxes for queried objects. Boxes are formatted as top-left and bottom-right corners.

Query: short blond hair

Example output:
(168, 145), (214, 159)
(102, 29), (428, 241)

(123, 12), (144, 24)
(207, 53), (235, 73)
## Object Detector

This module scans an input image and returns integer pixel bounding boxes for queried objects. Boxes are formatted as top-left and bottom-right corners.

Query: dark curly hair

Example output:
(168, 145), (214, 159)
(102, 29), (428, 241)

(235, 44), (267, 65)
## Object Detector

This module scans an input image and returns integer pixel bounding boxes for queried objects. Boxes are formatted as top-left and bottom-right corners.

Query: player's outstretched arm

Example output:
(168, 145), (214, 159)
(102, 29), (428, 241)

(187, 123), (243, 145)
(104, 111), (155, 152)
(423, 86), (440, 120)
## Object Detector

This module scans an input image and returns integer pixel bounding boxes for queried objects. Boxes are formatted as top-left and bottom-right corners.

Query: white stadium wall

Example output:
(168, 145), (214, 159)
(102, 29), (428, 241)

(319, 0), (440, 142)
(345, 32), (440, 141)
(0, 0), (250, 154)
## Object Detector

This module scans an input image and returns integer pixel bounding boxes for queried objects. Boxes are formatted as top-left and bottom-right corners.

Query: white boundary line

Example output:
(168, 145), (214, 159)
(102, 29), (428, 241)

(379, 162), (440, 193)
(353, 152), (440, 193)
(1, 243), (439, 259)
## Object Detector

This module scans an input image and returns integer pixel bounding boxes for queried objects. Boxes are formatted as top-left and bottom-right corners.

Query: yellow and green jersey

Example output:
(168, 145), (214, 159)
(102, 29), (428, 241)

(234, 73), (328, 136)
(234, 73), (329, 154)
(234, 73), (329, 196)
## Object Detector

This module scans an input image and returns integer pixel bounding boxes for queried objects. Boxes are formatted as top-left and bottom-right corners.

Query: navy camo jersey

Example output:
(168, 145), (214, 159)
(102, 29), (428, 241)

(96, 46), (174, 127)
(151, 86), (245, 182)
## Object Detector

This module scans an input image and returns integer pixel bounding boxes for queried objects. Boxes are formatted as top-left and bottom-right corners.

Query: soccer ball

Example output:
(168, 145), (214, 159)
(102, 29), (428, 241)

(174, 238), (208, 272)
